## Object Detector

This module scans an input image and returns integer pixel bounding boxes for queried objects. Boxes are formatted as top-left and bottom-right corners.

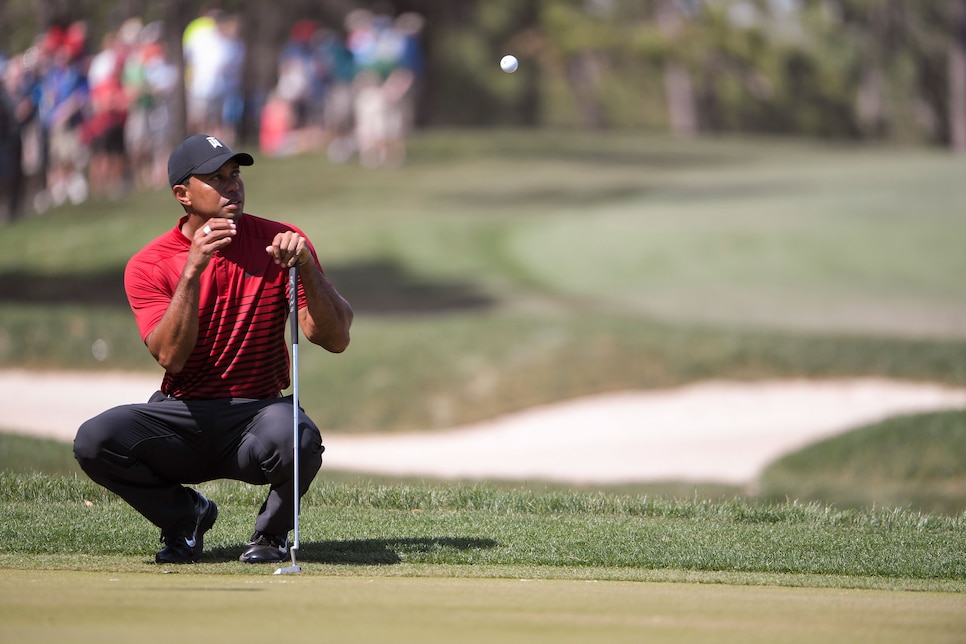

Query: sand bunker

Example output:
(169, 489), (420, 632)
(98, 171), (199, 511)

(2, 370), (964, 485)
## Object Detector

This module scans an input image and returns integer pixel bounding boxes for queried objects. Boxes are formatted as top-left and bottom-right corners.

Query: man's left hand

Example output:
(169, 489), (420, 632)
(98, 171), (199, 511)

(266, 232), (310, 268)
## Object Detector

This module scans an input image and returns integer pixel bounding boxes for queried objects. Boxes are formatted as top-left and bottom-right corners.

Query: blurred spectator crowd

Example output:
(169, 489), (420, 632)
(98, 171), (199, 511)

(0, 7), (425, 221)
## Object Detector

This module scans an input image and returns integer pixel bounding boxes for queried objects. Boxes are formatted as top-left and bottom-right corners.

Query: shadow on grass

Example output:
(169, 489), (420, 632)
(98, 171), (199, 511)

(0, 260), (494, 315)
(326, 261), (494, 314)
(210, 536), (498, 566)
(0, 269), (128, 306)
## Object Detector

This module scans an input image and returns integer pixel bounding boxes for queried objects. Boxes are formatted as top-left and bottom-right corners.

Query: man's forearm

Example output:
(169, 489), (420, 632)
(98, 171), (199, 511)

(298, 262), (353, 353)
(145, 274), (202, 373)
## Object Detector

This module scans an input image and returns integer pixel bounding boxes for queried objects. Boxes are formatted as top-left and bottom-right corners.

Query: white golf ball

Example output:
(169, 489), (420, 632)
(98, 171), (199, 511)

(500, 55), (518, 73)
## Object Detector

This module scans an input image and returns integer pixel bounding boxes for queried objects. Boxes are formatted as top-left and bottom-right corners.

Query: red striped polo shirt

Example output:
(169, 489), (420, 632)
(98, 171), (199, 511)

(124, 213), (318, 400)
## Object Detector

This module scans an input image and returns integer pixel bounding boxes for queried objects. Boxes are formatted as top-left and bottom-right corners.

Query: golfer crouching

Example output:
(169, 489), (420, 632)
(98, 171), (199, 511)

(74, 134), (353, 564)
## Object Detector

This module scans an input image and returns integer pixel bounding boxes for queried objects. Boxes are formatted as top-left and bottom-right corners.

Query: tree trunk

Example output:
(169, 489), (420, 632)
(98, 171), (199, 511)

(948, 0), (966, 152)
(854, 2), (891, 139)
(31, 0), (69, 29)
(567, 52), (606, 129)
(655, 0), (697, 136)
(664, 60), (697, 136)
(856, 64), (885, 137)
(161, 0), (193, 146)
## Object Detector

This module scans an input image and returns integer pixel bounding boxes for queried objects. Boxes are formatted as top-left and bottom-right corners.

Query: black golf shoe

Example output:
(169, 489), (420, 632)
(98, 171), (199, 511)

(155, 493), (219, 564)
(238, 531), (289, 564)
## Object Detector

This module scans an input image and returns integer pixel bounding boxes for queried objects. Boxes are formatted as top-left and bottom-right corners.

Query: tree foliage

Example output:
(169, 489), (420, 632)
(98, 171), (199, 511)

(1, 0), (963, 147)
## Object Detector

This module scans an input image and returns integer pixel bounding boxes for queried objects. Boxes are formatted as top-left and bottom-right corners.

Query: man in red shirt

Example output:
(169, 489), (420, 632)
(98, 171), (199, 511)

(74, 134), (353, 564)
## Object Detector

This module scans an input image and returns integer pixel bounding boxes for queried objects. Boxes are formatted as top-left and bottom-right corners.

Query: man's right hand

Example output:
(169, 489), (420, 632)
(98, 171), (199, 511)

(188, 218), (237, 273)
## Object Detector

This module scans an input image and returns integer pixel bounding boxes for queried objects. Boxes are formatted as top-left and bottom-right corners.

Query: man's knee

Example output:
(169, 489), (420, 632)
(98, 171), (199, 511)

(300, 421), (324, 470)
(254, 403), (324, 471)
(73, 407), (134, 472)
(74, 415), (108, 466)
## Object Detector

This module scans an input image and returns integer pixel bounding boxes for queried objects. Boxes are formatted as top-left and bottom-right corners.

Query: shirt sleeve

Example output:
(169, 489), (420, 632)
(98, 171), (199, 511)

(124, 254), (177, 342)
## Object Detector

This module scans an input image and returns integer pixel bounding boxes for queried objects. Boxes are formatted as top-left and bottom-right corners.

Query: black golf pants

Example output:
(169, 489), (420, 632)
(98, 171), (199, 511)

(73, 391), (324, 536)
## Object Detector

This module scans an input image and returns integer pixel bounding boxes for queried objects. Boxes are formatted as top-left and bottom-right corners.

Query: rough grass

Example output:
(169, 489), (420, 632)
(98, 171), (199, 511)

(759, 409), (966, 515)
(2, 470), (965, 591)
(2, 409), (966, 591)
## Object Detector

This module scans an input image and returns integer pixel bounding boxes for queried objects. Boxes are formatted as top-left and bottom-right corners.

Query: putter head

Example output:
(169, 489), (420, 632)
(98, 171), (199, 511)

(273, 564), (302, 575)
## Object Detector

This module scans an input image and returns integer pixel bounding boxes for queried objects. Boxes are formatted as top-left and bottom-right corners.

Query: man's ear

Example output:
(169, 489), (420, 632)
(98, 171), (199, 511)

(172, 183), (190, 207)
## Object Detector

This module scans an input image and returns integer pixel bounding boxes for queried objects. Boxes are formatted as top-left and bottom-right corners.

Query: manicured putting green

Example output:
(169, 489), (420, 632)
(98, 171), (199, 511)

(1, 569), (963, 643)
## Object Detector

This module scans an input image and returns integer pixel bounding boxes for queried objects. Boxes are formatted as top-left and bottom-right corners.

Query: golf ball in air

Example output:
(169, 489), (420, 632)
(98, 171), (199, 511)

(500, 55), (518, 73)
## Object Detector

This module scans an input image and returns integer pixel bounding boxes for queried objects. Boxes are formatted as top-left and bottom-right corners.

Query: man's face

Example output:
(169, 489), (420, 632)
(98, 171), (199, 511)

(186, 160), (245, 220)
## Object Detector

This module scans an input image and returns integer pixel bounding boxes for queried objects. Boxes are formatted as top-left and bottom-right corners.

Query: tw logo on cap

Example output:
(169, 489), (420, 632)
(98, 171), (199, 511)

(206, 136), (224, 149)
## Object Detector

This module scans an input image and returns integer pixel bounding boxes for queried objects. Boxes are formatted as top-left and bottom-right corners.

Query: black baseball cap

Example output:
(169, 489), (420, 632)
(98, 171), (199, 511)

(168, 134), (254, 187)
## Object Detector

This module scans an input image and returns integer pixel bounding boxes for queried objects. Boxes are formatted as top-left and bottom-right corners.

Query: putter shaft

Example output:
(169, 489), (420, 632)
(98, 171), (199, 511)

(288, 265), (301, 571)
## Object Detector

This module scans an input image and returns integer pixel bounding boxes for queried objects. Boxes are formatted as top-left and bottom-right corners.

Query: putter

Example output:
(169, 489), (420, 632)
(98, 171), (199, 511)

(275, 264), (302, 575)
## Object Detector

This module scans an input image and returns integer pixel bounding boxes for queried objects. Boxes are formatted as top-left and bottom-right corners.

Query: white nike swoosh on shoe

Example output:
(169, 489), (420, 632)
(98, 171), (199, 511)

(185, 537), (197, 548)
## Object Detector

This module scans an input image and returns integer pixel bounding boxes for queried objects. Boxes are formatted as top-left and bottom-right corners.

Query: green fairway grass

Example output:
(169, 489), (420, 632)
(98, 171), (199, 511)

(3, 468), (965, 586)
(3, 130), (964, 336)
(1, 570), (963, 644)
